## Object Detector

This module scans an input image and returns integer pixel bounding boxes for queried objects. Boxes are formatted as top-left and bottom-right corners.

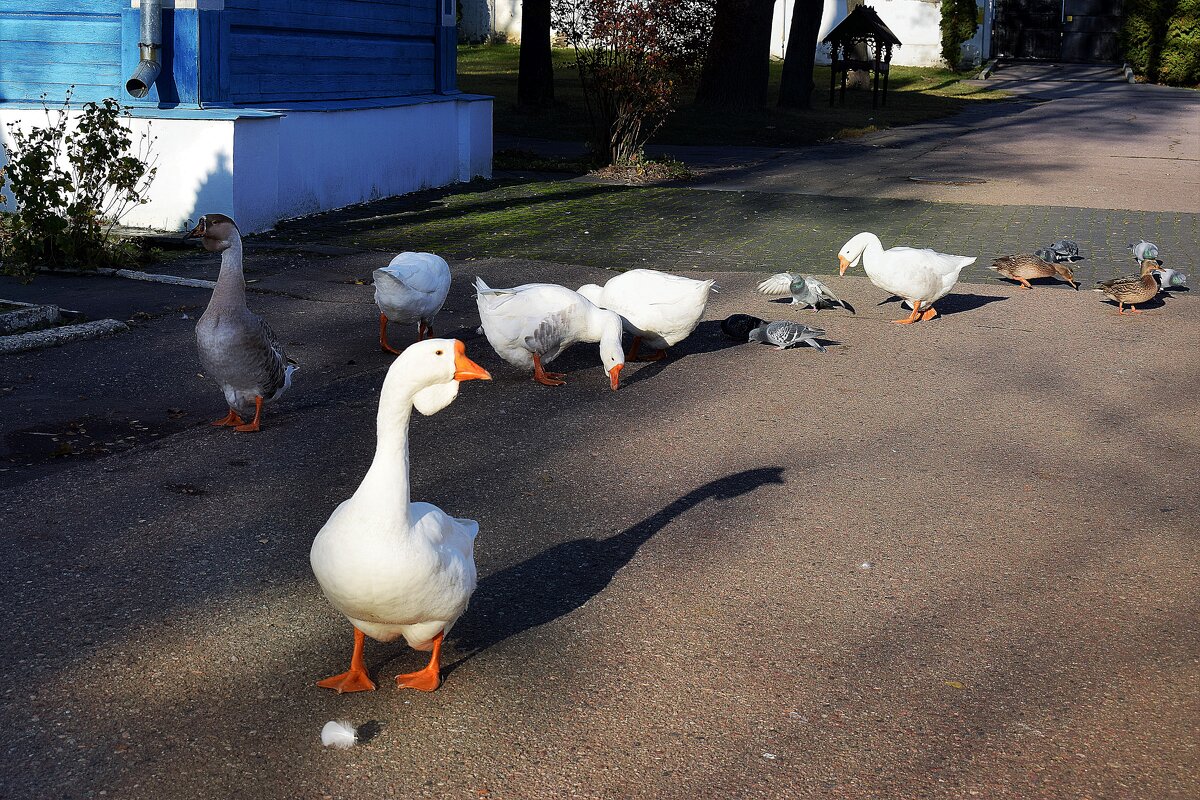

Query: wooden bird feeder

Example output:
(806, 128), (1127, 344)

(823, 5), (903, 109)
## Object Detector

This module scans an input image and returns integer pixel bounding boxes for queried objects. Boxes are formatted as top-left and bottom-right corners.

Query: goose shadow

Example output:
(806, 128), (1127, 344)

(876, 293), (1008, 317)
(620, 320), (750, 388)
(444, 467), (786, 673)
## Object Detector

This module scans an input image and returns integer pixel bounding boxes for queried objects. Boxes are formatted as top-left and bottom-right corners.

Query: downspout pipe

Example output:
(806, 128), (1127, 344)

(125, 0), (163, 99)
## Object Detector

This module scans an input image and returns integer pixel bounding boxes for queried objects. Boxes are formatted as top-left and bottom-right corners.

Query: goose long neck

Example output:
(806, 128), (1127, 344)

(356, 375), (416, 509)
(211, 236), (246, 307)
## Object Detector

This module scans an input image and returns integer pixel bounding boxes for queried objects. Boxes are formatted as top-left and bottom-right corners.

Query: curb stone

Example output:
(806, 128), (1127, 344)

(0, 319), (129, 354)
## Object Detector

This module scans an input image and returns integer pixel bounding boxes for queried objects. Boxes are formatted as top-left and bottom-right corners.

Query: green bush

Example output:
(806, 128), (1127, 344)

(1122, 0), (1200, 86)
(0, 91), (156, 279)
(940, 0), (981, 69)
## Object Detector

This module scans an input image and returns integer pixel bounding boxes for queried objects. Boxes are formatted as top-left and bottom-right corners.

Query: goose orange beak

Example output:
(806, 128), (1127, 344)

(609, 364), (623, 391)
(453, 340), (491, 381)
(838, 255), (850, 276)
(183, 219), (205, 241)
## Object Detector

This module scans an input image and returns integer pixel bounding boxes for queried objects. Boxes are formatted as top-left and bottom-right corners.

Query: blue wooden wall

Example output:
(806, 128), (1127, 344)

(0, 0), (125, 104)
(0, 0), (453, 107)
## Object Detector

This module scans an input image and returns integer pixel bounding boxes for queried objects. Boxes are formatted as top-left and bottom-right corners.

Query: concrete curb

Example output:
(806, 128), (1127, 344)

(38, 266), (216, 289)
(0, 301), (61, 335)
(975, 59), (998, 80)
(1122, 63), (1137, 83)
(0, 319), (129, 354)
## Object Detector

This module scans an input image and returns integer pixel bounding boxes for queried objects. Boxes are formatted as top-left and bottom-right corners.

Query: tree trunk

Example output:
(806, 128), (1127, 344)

(694, 0), (778, 109)
(778, 0), (824, 108)
(517, 0), (554, 109)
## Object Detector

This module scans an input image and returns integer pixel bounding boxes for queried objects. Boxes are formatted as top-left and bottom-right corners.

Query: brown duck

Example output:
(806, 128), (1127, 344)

(989, 254), (1078, 289)
(1094, 259), (1161, 315)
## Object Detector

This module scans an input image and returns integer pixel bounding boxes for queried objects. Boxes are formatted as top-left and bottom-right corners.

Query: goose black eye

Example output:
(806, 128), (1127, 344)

(435, 349), (444, 355)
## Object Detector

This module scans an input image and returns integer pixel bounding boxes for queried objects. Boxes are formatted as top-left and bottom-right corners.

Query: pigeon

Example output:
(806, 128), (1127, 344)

(756, 273), (855, 313)
(1129, 240), (1159, 262)
(1044, 239), (1084, 263)
(720, 313), (766, 341)
(748, 321), (827, 352)
(1153, 267), (1188, 289)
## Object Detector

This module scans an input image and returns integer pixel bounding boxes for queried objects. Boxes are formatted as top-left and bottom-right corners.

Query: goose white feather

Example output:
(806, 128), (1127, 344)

(575, 269), (716, 353)
(320, 720), (358, 749)
(837, 232), (974, 324)
(310, 338), (491, 693)
(475, 277), (625, 389)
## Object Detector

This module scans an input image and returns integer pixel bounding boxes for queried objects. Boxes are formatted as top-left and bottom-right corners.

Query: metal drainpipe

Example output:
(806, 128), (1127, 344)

(125, 0), (163, 99)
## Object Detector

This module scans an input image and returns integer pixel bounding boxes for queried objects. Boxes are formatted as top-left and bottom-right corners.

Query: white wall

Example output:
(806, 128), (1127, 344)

(460, 0), (523, 42)
(771, 0), (988, 68)
(1, 95), (493, 234)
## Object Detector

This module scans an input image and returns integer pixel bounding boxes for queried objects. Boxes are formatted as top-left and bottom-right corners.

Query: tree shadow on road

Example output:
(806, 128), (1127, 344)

(443, 467), (786, 674)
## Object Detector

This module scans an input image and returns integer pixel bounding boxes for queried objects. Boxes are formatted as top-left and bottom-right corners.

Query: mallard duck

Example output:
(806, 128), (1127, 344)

(374, 252), (452, 354)
(310, 338), (491, 693)
(989, 254), (1079, 289)
(188, 214), (297, 432)
(1094, 259), (1160, 314)
(837, 232), (975, 324)
(755, 273), (855, 313)
(475, 278), (625, 389)
(576, 269), (716, 361)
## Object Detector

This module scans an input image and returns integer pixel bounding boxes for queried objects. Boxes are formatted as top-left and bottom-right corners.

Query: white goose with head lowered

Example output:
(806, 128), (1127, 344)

(576, 269), (716, 361)
(374, 251), (452, 354)
(188, 213), (297, 432)
(310, 338), (491, 693)
(837, 232), (975, 325)
(475, 277), (625, 389)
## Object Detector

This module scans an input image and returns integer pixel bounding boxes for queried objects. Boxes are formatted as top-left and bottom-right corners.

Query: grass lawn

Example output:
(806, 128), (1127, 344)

(458, 43), (1009, 150)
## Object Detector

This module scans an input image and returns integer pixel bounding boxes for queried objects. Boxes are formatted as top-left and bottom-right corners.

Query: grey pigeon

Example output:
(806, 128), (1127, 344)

(748, 321), (827, 352)
(188, 213), (297, 432)
(720, 313), (766, 341)
(1153, 267), (1188, 289)
(1034, 241), (1082, 264)
(1129, 240), (1159, 262)
(756, 272), (855, 313)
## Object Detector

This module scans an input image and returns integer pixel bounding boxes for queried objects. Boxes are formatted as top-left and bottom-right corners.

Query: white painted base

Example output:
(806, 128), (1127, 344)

(1, 94), (492, 233)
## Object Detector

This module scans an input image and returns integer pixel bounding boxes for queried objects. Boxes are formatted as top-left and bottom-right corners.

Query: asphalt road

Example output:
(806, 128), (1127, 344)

(2, 251), (1197, 798)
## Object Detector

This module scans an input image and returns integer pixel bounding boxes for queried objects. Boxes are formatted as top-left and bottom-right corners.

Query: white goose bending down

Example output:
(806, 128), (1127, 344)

(837, 232), (975, 325)
(310, 339), (491, 693)
(189, 214), (297, 432)
(576, 269), (716, 361)
(475, 277), (625, 389)
(374, 252), (452, 354)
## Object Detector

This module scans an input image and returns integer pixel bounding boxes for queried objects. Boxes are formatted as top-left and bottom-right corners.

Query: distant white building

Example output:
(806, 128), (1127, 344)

(461, 0), (989, 69)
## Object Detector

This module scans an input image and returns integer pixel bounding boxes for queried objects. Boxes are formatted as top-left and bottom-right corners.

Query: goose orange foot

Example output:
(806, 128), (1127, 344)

(234, 397), (264, 432)
(919, 305), (938, 321)
(532, 354), (566, 386)
(210, 409), (245, 427)
(396, 632), (443, 692)
(893, 302), (923, 325)
(379, 314), (402, 355)
(317, 628), (377, 693)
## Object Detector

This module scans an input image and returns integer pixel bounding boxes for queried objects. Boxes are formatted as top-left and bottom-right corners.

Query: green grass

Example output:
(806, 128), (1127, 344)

(458, 43), (1009, 149)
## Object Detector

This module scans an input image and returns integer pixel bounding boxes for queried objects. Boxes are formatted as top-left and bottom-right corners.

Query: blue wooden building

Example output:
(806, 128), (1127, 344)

(0, 1), (492, 231)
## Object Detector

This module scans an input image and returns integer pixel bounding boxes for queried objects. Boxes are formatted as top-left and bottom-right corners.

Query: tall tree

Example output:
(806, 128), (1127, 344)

(518, 0), (555, 108)
(694, 0), (777, 109)
(778, 0), (824, 108)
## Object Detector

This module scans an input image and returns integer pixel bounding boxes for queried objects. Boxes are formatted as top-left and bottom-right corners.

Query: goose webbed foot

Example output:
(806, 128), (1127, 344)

(317, 628), (377, 693)
(210, 409), (245, 427)
(234, 397), (264, 432)
(396, 632), (443, 692)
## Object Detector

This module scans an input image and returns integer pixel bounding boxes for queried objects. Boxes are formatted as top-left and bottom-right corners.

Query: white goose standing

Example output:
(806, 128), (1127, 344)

(837, 232), (975, 325)
(189, 213), (297, 432)
(374, 252), (452, 354)
(310, 338), (491, 693)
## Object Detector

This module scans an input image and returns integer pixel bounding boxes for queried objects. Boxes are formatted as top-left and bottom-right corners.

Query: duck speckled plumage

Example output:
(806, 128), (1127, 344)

(190, 214), (297, 431)
(989, 254), (1079, 289)
(1094, 259), (1161, 315)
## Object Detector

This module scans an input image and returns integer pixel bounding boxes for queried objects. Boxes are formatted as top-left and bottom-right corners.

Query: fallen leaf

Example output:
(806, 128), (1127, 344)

(944, 680), (965, 690)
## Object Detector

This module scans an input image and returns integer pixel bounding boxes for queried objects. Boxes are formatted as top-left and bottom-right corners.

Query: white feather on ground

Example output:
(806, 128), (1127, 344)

(321, 720), (358, 749)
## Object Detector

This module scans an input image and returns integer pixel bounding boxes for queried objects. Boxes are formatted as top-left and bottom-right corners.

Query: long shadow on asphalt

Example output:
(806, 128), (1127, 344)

(877, 293), (1008, 317)
(443, 466), (786, 674)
